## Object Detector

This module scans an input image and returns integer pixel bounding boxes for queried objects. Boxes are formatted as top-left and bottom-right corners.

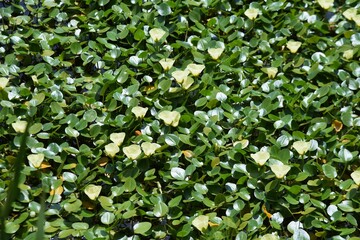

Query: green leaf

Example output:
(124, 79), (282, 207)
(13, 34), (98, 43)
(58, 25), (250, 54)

(5, 222), (19, 234)
(171, 167), (186, 180)
(101, 212), (115, 225)
(133, 222), (152, 235)
(293, 229), (310, 240)
(156, 3), (172, 16)
(70, 42), (82, 54)
(72, 222), (89, 230)
(83, 109), (97, 122)
(322, 164), (337, 179)
(154, 202), (169, 217)
(124, 178), (136, 192)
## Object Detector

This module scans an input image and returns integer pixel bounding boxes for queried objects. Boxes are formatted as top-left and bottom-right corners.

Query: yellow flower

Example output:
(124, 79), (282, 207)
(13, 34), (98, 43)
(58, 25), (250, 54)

(292, 141), (311, 155)
(141, 142), (161, 156)
(244, 8), (260, 20)
(0, 77), (9, 89)
(343, 50), (354, 60)
(317, 0), (334, 9)
(208, 48), (224, 60)
(158, 110), (181, 127)
(172, 70), (189, 84)
(131, 106), (148, 118)
(250, 151), (270, 166)
(123, 144), (142, 160)
(12, 120), (28, 133)
(149, 28), (166, 41)
(186, 63), (205, 77)
(110, 132), (126, 146)
(104, 143), (120, 158)
(286, 41), (302, 53)
(351, 170), (360, 185)
(267, 67), (278, 79)
(159, 58), (175, 71)
(270, 164), (291, 179)
(343, 8), (357, 20)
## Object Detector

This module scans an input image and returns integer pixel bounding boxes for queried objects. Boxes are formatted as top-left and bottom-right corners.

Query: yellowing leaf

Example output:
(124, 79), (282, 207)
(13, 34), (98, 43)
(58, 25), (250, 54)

(159, 58), (175, 71)
(123, 144), (142, 160)
(50, 186), (63, 196)
(27, 153), (45, 168)
(149, 28), (166, 41)
(332, 120), (343, 132)
(343, 50), (354, 60)
(141, 142), (161, 156)
(244, 8), (260, 20)
(292, 141), (311, 155)
(182, 150), (195, 158)
(192, 215), (209, 232)
(104, 143), (120, 158)
(98, 157), (109, 167)
(84, 184), (102, 200)
(40, 162), (52, 169)
(251, 151), (270, 166)
(110, 132), (126, 146)
(351, 170), (360, 185)
(207, 48), (224, 60)
(343, 8), (357, 20)
(12, 120), (28, 133)
(158, 110), (181, 127)
(132, 106), (148, 119)
(270, 164), (291, 178)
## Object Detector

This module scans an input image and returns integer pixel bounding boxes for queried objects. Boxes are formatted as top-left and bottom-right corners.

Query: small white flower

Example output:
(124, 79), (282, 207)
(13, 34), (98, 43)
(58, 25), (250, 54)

(343, 50), (354, 60)
(292, 141), (311, 155)
(12, 120), (28, 133)
(131, 106), (148, 118)
(182, 77), (194, 90)
(84, 184), (102, 200)
(141, 142), (161, 156)
(351, 170), (360, 185)
(0, 77), (9, 89)
(343, 8), (357, 20)
(267, 67), (278, 79)
(353, 15), (360, 27)
(250, 151), (270, 166)
(110, 132), (126, 146)
(186, 63), (205, 77)
(208, 48), (224, 60)
(244, 8), (260, 20)
(270, 164), (291, 179)
(123, 144), (142, 160)
(286, 41), (302, 53)
(149, 28), (166, 41)
(172, 70), (189, 84)
(317, 0), (334, 10)
(158, 110), (181, 127)
(159, 58), (175, 71)
(27, 153), (45, 168)
(104, 143), (120, 158)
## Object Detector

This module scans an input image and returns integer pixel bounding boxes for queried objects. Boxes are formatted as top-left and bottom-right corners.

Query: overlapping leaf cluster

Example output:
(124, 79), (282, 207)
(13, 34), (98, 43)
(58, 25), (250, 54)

(1, 0), (360, 239)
